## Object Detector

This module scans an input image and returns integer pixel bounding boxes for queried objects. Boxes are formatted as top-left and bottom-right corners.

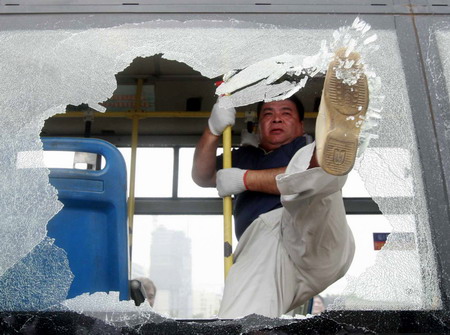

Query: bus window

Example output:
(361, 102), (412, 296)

(1, 10), (449, 333)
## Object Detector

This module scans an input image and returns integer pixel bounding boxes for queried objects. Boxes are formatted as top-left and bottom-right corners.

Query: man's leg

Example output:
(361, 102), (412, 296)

(218, 208), (301, 318)
(219, 145), (355, 319)
(276, 144), (355, 311)
(274, 48), (370, 311)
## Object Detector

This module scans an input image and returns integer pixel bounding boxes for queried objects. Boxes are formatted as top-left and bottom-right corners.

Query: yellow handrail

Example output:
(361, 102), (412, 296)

(222, 125), (233, 278)
(54, 110), (317, 119)
(127, 78), (144, 277)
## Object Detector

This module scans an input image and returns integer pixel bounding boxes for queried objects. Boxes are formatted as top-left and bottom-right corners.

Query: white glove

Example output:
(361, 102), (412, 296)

(208, 97), (236, 136)
(216, 168), (248, 197)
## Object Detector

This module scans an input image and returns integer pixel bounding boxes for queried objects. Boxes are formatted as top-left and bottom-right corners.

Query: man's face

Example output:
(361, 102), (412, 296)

(258, 100), (304, 151)
(312, 296), (325, 314)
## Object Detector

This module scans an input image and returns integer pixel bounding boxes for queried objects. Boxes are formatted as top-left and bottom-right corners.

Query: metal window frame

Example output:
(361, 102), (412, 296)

(1, 4), (450, 333)
(397, 14), (450, 310)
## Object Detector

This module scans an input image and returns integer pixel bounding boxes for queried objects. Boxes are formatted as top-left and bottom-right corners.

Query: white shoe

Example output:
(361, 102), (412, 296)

(315, 48), (369, 176)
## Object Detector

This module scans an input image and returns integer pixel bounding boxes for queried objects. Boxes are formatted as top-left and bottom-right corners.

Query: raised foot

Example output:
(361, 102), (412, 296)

(316, 47), (369, 176)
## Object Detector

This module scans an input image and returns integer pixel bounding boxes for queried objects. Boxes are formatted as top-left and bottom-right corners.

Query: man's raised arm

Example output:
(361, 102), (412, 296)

(192, 97), (236, 188)
(192, 127), (221, 187)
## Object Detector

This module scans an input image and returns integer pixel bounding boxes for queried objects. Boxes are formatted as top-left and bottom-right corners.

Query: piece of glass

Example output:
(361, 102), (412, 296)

(2, 144), (62, 280)
(436, 30), (450, 100)
(327, 215), (431, 310)
(354, 147), (414, 197)
(0, 237), (73, 311)
(320, 215), (393, 303)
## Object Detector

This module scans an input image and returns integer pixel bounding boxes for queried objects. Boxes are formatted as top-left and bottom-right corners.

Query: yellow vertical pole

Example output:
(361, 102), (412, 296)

(222, 125), (233, 278)
(128, 78), (143, 275)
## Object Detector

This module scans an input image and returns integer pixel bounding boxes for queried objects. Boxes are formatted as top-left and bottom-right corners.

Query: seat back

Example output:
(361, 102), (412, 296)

(42, 137), (129, 300)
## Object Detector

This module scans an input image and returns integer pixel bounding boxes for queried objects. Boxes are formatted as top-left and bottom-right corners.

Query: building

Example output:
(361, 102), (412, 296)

(149, 226), (192, 318)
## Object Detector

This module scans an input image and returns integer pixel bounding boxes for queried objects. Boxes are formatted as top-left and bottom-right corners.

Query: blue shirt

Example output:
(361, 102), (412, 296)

(217, 136), (307, 240)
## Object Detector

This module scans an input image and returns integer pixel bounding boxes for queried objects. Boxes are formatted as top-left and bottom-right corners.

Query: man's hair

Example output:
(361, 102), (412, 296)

(136, 277), (157, 294)
(256, 95), (305, 121)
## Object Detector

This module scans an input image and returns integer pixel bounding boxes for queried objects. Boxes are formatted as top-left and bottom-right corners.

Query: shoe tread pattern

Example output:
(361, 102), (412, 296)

(323, 136), (358, 175)
(327, 72), (368, 116)
(321, 48), (369, 176)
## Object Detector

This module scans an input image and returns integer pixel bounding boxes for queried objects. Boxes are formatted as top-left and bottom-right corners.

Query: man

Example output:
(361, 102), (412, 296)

(135, 277), (157, 307)
(312, 295), (326, 315)
(192, 48), (367, 318)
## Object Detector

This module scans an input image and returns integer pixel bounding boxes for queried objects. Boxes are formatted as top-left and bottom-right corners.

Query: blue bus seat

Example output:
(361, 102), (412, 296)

(42, 137), (129, 300)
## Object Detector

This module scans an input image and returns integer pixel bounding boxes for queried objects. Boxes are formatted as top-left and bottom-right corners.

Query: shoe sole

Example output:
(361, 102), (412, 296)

(321, 48), (369, 176)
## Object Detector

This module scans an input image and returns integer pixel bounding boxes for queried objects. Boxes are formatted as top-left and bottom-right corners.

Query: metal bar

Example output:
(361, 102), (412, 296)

(98, 135), (242, 147)
(0, 4), (413, 15)
(128, 117), (139, 232)
(55, 111), (218, 118)
(135, 198), (224, 215)
(133, 197), (399, 215)
(222, 126), (233, 279)
(127, 78), (144, 271)
(172, 147), (179, 198)
(343, 198), (381, 215)
(53, 111), (318, 119)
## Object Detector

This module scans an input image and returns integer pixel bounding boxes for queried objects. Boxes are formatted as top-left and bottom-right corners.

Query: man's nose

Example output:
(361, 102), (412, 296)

(272, 114), (282, 123)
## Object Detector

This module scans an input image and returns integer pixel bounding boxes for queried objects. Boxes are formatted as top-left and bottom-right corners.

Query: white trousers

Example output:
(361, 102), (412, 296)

(218, 143), (355, 318)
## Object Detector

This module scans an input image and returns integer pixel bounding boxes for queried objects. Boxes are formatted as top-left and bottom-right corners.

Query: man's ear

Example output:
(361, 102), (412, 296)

(299, 120), (305, 136)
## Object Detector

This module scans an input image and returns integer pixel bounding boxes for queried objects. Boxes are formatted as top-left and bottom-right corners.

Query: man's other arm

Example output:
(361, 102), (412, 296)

(192, 97), (236, 188)
(192, 127), (220, 187)
(192, 134), (287, 194)
(216, 152), (317, 197)
(245, 168), (285, 195)
(216, 167), (286, 196)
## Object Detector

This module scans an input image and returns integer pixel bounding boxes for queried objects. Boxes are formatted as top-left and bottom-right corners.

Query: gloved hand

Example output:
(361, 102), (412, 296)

(208, 97), (236, 136)
(216, 168), (248, 197)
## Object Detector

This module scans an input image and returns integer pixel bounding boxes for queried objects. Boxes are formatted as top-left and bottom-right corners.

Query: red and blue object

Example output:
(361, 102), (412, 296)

(373, 232), (390, 251)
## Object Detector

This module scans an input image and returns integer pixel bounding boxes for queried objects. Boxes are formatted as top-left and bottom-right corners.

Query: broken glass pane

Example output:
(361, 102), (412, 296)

(436, 30), (450, 100)
(0, 16), (441, 329)
(0, 237), (73, 311)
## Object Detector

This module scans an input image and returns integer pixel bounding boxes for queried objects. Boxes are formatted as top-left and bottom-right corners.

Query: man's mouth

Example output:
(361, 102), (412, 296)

(270, 128), (284, 134)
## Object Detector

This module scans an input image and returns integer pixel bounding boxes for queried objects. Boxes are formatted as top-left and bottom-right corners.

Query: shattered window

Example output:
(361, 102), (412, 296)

(436, 30), (450, 98)
(321, 215), (420, 309)
(320, 215), (393, 306)
(0, 13), (444, 332)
